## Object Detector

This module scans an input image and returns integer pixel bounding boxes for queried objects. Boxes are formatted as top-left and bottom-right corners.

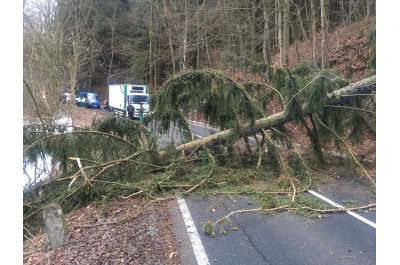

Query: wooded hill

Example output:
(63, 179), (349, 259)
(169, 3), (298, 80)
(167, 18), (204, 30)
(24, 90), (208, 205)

(23, 0), (376, 114)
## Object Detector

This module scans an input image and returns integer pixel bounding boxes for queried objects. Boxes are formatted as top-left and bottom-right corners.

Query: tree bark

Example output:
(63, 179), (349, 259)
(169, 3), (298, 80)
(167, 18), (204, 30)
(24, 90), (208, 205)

(263, 0), (272, 82)
(320, 0), (329, 70)
(277, 0), (283, 65)
(162, 0), (176, 74)
(107, 0), (117, 98)
(366, 0), (372, 22)
(176, 75), (376, 154)
(182, 0), (188, 70)
(349, 0), (354, 23)
(310, 0), (317, 67)
(196, 0), (201, 69)
(262, 0), (272, 67)
(250, 0), (257, 58)
(293, 1), (309, 43)
(148, 1), (154, 89)
(282, 0), (290, 66)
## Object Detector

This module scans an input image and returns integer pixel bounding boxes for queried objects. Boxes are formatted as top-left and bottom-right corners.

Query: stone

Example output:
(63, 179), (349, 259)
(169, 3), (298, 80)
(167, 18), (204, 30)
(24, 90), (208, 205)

(43, 203), (69, 250)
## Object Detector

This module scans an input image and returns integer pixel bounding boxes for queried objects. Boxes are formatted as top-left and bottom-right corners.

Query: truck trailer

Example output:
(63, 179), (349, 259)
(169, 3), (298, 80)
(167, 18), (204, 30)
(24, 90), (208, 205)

(108, 84), (150, 120)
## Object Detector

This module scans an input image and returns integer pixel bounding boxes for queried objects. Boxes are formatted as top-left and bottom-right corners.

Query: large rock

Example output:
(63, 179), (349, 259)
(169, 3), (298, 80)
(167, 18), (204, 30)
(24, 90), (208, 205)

(43, 203), (69, 250)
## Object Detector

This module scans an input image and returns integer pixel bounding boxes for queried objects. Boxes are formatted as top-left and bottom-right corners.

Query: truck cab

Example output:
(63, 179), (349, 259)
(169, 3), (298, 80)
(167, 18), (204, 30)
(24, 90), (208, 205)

(108, 84), (150, 120)
(126, 86), (150, 119)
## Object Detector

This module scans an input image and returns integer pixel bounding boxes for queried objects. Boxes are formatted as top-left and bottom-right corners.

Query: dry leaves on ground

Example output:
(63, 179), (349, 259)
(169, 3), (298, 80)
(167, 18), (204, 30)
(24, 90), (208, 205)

(24, 199), (181, 265)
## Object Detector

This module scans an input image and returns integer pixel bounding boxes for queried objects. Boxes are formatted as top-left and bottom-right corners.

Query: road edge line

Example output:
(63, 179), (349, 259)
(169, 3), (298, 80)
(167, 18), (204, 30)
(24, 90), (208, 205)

(177, 196), (210, 265)
(307, 189), (376, 229)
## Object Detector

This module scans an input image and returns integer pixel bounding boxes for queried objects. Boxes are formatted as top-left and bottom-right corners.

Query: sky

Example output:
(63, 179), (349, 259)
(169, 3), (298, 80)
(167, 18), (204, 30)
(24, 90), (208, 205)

(1, 0), (398, 264)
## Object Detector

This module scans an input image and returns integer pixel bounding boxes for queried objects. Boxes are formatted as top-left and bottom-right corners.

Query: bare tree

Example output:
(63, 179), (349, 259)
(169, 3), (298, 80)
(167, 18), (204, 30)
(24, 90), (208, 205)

(262, 0), (272, 67)
(161, 0), (177, 74)
(250, 0), (257, 58)
(310, 0), (318, 67)
(320, 0), (329, 70)
(23, 0), (105, 124)
(106, 0), (118, 98)
(282, 0), (290, 66)
(276, 0), (283, 64)
(182, 0), (189, 70)
(24, 0), (72, 122)
(366, 0), (374, 22)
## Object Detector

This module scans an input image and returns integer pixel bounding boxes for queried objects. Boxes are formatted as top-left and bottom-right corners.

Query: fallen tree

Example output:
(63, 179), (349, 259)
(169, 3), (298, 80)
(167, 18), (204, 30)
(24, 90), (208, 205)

(175, 75), (376, 154)
(23, 71), (376, 238)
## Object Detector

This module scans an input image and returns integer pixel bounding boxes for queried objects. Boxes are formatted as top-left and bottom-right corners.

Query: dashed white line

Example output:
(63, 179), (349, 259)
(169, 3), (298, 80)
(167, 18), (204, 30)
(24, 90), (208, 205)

(177, 196), (210, 265)
(307, 189), (376, 229)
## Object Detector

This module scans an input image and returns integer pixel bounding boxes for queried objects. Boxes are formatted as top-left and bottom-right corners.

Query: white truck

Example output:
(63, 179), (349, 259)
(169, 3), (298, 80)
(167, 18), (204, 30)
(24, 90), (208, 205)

(108, 84), (150, 120)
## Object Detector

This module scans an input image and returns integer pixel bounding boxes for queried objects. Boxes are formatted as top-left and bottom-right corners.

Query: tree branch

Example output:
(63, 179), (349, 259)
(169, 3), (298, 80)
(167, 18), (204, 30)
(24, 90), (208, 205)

(175, 75), (376, 155)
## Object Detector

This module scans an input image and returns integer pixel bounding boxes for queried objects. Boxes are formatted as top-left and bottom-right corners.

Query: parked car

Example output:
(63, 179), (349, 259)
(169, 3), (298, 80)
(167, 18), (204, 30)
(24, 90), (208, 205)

(75, 92), (101, 109)
(60, 93), (73, 104)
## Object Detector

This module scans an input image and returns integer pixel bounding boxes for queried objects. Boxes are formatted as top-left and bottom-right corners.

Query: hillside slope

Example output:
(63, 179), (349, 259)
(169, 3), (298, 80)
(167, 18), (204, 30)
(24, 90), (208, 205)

(271, 18), (376, 82)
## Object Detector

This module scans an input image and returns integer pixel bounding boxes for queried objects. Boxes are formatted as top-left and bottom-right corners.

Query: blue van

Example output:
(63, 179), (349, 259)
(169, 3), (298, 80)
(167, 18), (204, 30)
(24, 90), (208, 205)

(76, 92), (101, 109)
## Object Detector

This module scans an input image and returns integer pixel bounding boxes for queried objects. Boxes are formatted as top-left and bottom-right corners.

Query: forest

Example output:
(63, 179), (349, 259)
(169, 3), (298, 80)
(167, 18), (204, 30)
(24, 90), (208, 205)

(23, 0), (376, 253)
(23, 0), (376, 110)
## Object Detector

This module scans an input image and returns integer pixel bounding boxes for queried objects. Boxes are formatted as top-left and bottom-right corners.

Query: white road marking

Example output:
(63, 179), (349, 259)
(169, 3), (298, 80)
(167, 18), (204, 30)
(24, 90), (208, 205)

(307, 189), (376, 229)
(177, 196), (210, 265)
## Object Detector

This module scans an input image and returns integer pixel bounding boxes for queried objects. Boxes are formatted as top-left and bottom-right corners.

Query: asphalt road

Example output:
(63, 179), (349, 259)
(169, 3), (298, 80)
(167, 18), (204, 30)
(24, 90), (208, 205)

(92, 109), (376, 265)
(164, 121), (376, 265)
(169, 184), (375, 265)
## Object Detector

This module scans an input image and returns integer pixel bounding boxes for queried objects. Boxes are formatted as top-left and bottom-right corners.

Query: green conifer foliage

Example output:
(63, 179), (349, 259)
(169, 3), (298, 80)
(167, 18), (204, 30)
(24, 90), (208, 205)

(150, 70), (260, 135)
(23, 118), (156, 176)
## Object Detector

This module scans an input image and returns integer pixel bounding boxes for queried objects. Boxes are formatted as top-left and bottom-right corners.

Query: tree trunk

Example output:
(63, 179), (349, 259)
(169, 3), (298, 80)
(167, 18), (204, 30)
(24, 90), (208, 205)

(282, 0), (290, 67)
(366, 0), (372, 22)
(196, 0), (201, 69)
(250, 0), (257, 58)
(291, 24), (300, 64)
(237, 24), (245, 58)
(349, 0), (353, 23)
(205, 34), (211, 67)
(88, 40), (93, 92)
(320, 0), (329, 70)
(175, 75), (376, 154)
(182, 0), (188, 70)
(277, 0), (283, 65)
(310, 0), (317, 67)
(107, 0), (117, 98)
(339, 0), (346, 24)
(162, 0), (176, 74)
(148, 1), (154, 89)
(263, 0), (272, 79)
(294, 1), (309, 43)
